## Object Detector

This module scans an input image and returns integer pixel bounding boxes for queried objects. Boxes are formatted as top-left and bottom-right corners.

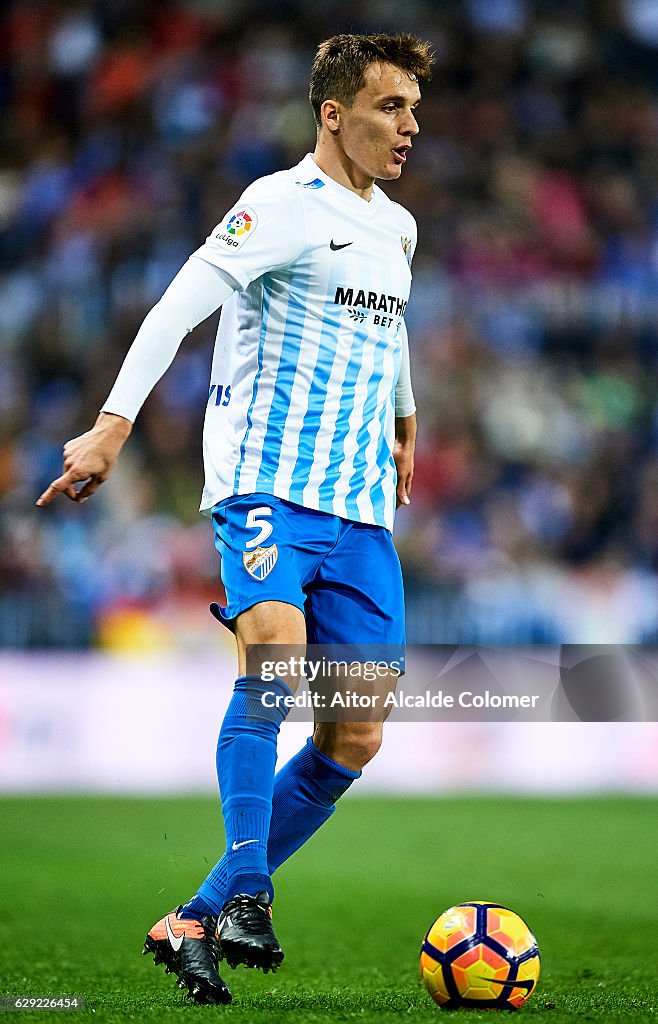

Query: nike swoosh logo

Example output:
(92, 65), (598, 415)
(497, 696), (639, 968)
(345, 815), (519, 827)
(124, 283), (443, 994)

(231, 839), (259, 851)
(330, 240), (353, 251)
(481, 977), (536, 993)
(165, 914), (185, 952)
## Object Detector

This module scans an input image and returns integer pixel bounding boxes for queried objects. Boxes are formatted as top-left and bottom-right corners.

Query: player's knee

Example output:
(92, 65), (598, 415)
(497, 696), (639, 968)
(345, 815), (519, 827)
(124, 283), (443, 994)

(343, 725), (382, 769)
(316, 723), (383, 771)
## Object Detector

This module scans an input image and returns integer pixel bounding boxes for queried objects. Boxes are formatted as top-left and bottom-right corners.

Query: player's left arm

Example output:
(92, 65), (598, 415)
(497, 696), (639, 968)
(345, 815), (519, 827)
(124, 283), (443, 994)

(394, 413), (416, 507)
(394, 320), (416, 507)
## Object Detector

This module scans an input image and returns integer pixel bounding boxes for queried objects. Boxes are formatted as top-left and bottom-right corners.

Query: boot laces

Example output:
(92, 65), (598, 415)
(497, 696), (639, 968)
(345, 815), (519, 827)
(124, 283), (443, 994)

(225, 896), (272, 936)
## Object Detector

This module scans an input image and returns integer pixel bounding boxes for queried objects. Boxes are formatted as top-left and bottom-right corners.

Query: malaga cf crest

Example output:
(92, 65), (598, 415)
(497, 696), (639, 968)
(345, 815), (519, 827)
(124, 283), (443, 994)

(243, 545), (278, 580)
(400, 235), (413, 265)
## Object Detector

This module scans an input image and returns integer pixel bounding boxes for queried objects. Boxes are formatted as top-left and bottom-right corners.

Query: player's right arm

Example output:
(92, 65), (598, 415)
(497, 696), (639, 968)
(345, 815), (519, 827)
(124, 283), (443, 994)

(37, 176), (305, 507)
(36, 257), (237, 506)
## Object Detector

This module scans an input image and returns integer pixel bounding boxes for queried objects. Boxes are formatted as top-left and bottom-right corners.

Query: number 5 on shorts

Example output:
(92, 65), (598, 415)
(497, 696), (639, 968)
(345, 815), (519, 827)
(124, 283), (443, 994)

(245, 507), (273, 549)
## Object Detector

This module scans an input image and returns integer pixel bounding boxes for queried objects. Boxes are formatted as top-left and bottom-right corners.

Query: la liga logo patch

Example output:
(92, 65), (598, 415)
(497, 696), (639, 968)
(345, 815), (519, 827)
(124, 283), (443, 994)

(227, 209), (254, 236)
(214, 205), (258, 250)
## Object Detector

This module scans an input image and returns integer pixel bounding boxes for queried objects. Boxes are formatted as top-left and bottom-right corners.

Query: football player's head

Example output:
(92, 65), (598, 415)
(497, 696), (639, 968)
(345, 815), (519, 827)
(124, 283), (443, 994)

(309, 33), (433, 183)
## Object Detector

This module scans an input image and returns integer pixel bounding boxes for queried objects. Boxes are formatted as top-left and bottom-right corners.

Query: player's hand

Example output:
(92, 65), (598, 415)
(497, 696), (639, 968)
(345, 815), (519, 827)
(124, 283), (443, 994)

(393, 413), (416, 509)
(36, 412), (132, 507)
(394, 442), (414, 507)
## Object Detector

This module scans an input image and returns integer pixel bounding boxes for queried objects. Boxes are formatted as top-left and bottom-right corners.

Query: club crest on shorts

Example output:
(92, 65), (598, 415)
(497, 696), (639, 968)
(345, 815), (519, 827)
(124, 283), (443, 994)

(243, 544), (278, 580)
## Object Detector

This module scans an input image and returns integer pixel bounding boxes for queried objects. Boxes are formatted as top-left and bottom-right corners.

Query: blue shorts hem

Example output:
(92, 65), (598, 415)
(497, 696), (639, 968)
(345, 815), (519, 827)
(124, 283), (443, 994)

(210, 595), (306, 632)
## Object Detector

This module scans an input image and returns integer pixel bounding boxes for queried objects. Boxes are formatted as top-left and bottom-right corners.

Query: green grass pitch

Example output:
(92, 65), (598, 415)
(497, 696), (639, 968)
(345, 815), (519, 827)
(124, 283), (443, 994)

(0, 795), (656, 1022)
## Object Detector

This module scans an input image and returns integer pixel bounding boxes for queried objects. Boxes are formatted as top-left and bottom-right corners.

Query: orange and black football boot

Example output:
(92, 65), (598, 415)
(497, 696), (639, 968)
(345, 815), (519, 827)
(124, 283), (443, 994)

(216, 891), (284, 972)
(142, 906), (232, 1005)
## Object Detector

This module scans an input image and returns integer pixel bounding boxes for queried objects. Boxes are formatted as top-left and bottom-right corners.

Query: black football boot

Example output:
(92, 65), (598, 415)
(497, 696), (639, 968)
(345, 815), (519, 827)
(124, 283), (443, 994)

(216, 891), (284, 972)
(143, 906), (232, 1004)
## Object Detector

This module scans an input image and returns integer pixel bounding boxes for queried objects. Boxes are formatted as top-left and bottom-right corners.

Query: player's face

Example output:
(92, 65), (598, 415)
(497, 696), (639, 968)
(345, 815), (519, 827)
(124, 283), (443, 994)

(338, 62), (421, 185)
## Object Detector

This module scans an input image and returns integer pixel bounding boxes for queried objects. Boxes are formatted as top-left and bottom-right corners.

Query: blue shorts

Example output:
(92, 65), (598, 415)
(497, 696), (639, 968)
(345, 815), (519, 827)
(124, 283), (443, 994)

(209, 493), (405, 646)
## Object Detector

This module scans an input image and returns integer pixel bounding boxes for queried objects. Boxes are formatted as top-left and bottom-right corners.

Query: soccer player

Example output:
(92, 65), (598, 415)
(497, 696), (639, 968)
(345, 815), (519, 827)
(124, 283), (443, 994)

(37, 33), (433, 1005)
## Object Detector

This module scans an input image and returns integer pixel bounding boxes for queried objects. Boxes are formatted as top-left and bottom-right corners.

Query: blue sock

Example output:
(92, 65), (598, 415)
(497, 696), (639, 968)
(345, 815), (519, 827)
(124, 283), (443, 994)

(183, 737), (360, 918)
(183, 675), (290, 916)
(267, 737), (360, 872)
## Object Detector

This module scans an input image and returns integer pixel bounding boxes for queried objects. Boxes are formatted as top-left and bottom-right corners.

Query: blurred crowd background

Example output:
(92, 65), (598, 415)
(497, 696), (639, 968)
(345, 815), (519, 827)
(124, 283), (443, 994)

(1, 0), (657, 650)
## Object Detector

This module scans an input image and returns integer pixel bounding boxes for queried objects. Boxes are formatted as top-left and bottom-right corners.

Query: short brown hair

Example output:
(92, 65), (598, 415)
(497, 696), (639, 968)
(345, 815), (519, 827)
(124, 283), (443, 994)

(309, 33), (434, 129)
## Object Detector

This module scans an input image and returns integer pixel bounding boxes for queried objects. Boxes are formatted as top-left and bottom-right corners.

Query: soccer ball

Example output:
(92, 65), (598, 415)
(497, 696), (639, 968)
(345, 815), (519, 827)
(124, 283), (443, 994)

(420, 902), (540, 1010)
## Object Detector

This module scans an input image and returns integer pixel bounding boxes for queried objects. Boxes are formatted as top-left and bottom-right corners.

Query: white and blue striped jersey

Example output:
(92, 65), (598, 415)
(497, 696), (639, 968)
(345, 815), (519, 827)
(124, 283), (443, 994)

(195, 154), (416, 532)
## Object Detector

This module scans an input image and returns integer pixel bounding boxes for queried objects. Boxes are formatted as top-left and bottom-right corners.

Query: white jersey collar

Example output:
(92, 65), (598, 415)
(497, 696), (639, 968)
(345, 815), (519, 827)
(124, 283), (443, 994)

(296, 154), (383, 215)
